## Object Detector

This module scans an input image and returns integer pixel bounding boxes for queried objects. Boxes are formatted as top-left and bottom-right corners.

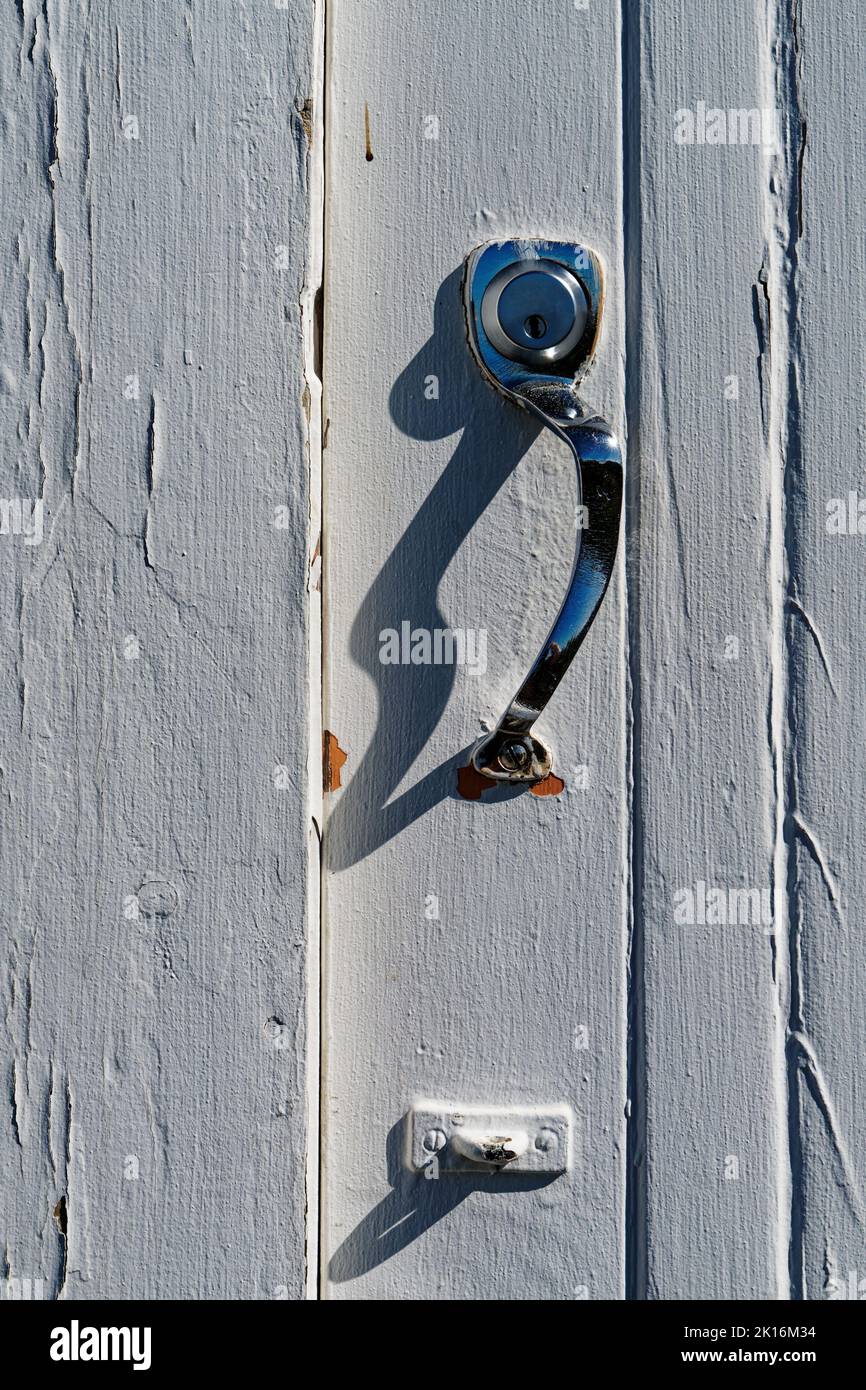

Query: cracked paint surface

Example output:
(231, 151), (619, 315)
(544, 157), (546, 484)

(0, 0), (317, 1299)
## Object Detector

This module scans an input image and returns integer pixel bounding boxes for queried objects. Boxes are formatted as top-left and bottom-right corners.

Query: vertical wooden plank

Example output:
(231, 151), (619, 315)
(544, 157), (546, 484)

(322, 1), (627, 1298)
(630, 3), (785, 1297)
(775, 0), (866, 1300)
(0, 1), (320, 1298)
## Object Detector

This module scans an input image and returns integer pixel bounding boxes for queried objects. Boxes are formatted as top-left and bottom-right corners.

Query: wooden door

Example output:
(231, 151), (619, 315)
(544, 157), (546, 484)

(3, 0), (866, 1306)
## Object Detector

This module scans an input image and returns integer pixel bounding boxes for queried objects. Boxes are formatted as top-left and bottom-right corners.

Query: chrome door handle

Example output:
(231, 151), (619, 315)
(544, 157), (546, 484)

(464, 240), (623, 784)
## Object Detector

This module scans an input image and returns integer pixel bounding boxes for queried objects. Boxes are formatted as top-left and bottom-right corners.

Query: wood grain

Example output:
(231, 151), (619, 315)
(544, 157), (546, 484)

(775, 0), (866, 1300)
(3, 0), (864, 1305)
(629, 1), (784, 1298)
(0, 1), (319, 1299)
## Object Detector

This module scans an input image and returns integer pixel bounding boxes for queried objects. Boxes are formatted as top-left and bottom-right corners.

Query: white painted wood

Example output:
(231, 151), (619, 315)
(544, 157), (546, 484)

(0, 0), (320, 1298)
(3, 0), (863, 1307)
(629, 4), (785, 1297)
(322, 0), (628, 1298)
(773, 0), (866, 1300)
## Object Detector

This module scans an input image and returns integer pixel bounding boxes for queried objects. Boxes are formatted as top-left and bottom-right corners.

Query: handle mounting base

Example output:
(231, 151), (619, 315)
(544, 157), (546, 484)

(470, 729), (552, 785)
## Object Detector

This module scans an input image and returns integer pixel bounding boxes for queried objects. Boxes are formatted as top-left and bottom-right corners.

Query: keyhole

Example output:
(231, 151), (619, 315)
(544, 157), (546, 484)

(524, 314), (547, 340)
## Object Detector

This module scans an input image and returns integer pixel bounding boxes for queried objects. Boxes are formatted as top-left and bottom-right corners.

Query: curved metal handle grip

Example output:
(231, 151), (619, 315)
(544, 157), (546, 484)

(464, 241), (623, 784)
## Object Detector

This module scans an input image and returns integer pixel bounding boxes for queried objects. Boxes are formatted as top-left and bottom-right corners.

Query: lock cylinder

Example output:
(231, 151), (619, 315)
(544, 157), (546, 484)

(480, 258), (589, 367)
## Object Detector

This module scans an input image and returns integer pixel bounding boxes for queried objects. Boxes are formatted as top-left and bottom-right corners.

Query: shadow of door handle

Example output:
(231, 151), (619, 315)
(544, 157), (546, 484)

(464, 240), (623, 784)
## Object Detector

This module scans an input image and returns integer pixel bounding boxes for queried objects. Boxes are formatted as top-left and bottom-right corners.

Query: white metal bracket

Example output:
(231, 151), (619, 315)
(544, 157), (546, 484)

(406, 1101), (572, 1175)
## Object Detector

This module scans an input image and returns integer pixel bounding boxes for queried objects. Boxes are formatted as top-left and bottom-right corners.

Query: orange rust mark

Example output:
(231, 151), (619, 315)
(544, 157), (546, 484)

(364, 103), (374, 161)
(457, 763), (566, 799)
(530, 772), (565, 797)
(323, 730), (347, 792)
(456, 763), (492, 801)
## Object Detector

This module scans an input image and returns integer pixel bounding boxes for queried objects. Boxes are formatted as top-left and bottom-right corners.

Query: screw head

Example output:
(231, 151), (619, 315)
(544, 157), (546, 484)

(422, 1128), (447, 1154)
(535, 1128), (558, 1153)
(499, 740), (530, 772)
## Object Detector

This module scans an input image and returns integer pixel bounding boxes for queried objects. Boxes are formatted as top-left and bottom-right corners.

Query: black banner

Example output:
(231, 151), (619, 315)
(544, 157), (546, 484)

(2, 1296), (862, 1375)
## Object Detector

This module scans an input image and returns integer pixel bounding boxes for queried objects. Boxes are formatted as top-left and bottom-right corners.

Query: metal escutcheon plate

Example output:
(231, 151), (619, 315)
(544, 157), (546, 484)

(407, 1101), (573, 1174)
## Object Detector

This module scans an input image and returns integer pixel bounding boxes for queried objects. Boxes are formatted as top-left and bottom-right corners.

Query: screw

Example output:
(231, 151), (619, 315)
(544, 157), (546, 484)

(422, 1128), (447, 1154)
(535, 1128), (558, 1153)
(499, 741), (530, 772)
(451, 1112), (465, 1127)
(524, 313), (547, 340)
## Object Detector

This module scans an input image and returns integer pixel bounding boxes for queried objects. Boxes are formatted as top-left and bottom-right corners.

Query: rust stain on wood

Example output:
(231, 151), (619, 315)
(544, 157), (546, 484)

(323, 730), (348, 792)
(457, 764), (566, 799)
(456, 763), (494, 800)
(530, 772), (565, 797)
(364, 103), (374, 161)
